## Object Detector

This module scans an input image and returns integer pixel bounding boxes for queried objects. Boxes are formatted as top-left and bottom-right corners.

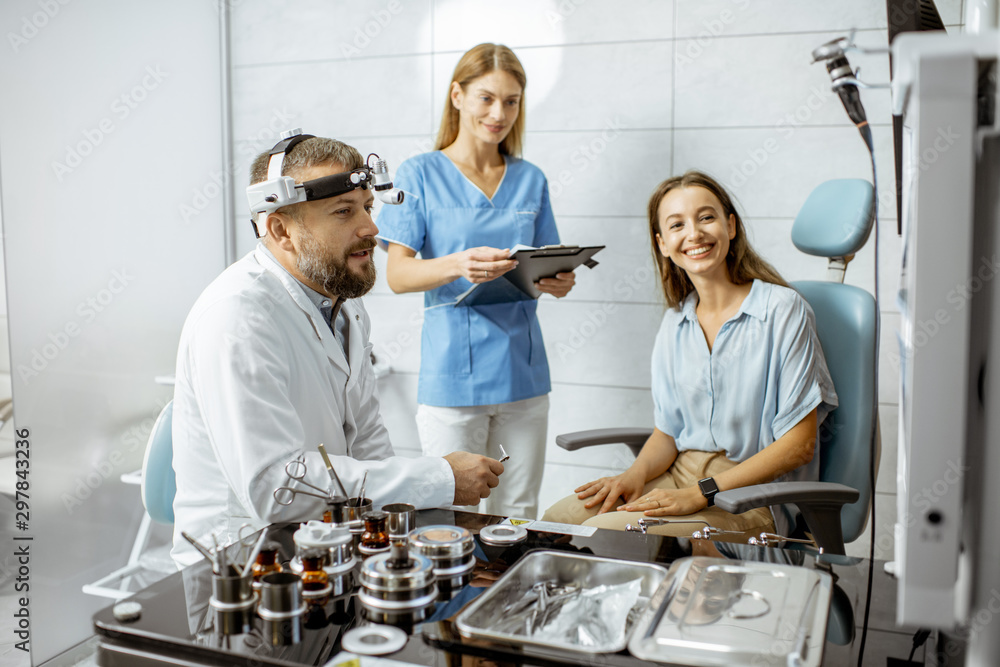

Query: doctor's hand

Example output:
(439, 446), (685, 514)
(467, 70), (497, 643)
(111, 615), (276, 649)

(535, 271), (575, 298)
(575, 468), (646, 515)
(452, 247), (518, 284)
(617, 486), (708, 517)
(444, 451), (504, 505)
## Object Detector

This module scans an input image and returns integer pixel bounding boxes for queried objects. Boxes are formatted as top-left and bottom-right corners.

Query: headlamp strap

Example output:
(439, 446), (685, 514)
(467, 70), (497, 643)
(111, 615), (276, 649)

(265, 133), (315, 180)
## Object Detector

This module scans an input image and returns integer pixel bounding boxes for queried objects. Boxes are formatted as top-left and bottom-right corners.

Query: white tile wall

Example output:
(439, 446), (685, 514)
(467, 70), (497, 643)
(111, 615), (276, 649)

(672, 127), (896, 219)
(673, 30), (891, 129)
(525, 130), (672, 218)
(231, 56), (434, 142)
(441, 41), (675, 132)
(555, 216), (662, 305)
(674, 0), (887, 36)
(430, 0), (675, 51)
(227, 4), (909, 549)
(230, 0), (434, 66)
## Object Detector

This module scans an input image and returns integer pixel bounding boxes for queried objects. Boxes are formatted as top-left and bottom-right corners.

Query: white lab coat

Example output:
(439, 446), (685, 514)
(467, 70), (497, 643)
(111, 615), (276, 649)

(170, 247), (454, 567)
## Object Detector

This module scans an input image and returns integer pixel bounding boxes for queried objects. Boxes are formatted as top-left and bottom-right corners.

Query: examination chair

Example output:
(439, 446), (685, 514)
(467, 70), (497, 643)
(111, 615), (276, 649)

(557, 179), (879, 555)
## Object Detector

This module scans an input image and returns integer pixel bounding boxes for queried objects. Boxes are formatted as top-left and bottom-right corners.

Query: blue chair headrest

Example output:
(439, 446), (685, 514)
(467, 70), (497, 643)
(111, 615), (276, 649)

(791, 179), (875, 259)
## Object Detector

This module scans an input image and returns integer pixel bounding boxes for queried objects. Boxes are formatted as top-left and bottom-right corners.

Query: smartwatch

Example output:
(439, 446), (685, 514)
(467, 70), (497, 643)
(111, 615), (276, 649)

(697, 477), (720, 507)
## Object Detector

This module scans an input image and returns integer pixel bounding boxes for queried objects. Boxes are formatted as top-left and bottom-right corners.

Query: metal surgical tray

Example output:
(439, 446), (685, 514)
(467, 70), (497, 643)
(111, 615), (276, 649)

(628, 556), (832, 666)
(455, 549), (668, 654)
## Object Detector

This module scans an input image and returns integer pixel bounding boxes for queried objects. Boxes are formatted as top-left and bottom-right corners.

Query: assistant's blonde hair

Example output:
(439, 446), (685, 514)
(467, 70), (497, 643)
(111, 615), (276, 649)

(434, 43), (526, 156)
(647, 171), (788, 309)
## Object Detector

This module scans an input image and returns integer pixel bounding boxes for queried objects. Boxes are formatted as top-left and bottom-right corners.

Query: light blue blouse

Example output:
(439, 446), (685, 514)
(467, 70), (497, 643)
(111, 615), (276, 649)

(375, 151), (560, 407)
(652, 279), (838, 485)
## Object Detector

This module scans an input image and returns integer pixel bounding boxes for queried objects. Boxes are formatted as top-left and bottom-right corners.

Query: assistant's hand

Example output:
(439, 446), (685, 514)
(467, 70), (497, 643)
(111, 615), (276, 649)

(617, 486), (708, 516)
(444, 451), (504, 505)
(452, 247), (518, 284)
(574, 468), (646, 515)
(535, 271), (575, 298)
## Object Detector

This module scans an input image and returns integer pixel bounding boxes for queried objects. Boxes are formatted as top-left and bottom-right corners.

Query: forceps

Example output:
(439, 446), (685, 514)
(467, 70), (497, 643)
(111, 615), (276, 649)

(273, 456), (332, 506)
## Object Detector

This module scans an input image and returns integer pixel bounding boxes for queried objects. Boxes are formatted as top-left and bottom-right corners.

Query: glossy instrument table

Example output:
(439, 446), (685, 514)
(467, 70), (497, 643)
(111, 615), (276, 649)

(93, 509), (926, 666)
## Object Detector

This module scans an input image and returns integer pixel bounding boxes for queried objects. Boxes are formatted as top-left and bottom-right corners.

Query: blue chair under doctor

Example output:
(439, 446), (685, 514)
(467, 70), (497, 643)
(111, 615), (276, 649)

(141, 400), (176, 525)
(557, 179), (880, 555)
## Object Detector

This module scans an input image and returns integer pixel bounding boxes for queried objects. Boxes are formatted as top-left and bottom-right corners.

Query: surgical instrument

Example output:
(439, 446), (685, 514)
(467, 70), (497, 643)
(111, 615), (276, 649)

(284, 456), (332, 497)
(316, 443), (349, 498)
(358, 470), (368, 502)
(181, 531), (216, 564)
(625, 517), (712, 534)
(241, 530), (270, 579)
(273, 486), (332, 506)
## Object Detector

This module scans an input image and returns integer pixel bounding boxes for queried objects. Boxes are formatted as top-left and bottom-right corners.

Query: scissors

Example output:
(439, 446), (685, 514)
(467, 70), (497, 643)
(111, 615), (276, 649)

(273, 456), (333, 506)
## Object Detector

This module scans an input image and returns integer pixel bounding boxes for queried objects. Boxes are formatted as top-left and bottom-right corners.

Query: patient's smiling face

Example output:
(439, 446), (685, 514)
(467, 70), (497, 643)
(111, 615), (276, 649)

(655, 185), (736, 283)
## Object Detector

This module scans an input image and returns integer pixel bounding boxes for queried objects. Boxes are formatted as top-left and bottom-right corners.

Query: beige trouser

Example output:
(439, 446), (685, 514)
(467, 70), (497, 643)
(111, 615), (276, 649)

(541, 450), (775, 538)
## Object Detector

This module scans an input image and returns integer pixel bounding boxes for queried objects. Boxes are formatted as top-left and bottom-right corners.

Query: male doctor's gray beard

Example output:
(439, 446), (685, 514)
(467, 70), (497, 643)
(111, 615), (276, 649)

(295, 228), (377, 299)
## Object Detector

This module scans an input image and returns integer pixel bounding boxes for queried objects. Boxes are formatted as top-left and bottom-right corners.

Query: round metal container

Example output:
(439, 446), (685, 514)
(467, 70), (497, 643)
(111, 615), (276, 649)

(209, 573), (255, 613)
(358, 551), (437, 624)
(290, 521), (356, 576)
(382, 503), (416, 538)
(408, 525), (476, 591)
(345, 498), (372, 536)
(479, 523), (528, 546)
(258, 572), (307, 621)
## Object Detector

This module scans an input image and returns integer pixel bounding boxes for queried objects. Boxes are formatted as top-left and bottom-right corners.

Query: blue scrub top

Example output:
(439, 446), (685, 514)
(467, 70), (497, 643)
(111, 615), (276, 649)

(376, 151), (560, 407)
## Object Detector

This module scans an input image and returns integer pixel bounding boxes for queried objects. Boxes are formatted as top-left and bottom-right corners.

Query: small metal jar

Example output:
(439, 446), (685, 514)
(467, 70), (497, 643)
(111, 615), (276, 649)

(358, 550), (437, 625)
(289, 521), (357, 582)
(408, 525), (476, 598)
(258, 571), (306, 645)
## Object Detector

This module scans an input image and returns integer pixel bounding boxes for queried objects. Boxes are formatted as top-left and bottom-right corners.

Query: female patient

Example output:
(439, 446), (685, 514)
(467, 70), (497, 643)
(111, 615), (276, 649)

(542, 171), (837, 536)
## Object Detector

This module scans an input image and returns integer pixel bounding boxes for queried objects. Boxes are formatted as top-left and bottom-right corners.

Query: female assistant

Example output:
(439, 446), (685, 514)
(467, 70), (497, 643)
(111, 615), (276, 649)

(376, 44), (574, 519)
(542, 171), (837, 536)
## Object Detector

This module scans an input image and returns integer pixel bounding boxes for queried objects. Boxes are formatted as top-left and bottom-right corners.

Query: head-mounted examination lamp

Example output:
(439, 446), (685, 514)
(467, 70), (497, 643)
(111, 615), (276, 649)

(246, 128), (404, 239)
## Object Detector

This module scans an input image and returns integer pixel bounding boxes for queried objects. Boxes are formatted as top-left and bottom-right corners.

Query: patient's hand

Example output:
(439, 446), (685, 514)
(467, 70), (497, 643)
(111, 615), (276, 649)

(618, 486), (707, 516)
(575, 469), (645, 515)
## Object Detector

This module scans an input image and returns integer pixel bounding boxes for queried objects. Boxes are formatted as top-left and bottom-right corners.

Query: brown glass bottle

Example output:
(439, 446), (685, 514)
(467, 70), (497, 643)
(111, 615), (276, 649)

(361, 511), (389, 551)
(251, 544), (282, 587)
(300, 549), (330, 605)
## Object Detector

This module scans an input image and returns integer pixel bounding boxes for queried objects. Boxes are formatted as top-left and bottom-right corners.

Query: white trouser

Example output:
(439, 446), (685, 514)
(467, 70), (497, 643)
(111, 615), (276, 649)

(415, 395), (549, 519)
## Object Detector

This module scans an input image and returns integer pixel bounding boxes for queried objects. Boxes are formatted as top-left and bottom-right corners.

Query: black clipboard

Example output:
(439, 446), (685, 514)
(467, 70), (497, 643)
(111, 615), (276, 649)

(454, 245), (605, 307)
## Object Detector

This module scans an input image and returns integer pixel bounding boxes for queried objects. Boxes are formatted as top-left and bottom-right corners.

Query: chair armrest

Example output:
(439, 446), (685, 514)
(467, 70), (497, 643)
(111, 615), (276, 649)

(714, 481), (860, 513)
(715, 481), (860, 555)
(555, 428), (652, 459)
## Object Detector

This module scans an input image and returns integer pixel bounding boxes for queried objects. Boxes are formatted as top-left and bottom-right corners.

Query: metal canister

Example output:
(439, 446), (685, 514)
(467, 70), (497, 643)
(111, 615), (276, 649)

(258, 571), (306, 646)
(289, 520), (357, 586)
(408, 525), (476, 598)
(358, 551), (437, 625)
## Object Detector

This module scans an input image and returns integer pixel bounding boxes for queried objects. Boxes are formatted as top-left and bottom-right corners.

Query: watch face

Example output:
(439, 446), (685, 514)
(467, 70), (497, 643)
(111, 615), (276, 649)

(698, 478), (718, 495)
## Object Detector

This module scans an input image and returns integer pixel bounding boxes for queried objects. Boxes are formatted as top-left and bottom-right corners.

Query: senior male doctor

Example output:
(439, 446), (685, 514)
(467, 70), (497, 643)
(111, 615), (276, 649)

(171, 134), (503, 567)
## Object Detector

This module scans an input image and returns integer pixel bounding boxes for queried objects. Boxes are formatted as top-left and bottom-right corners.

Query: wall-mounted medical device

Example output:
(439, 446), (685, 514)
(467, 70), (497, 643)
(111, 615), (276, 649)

(246, 128), (404, 239)
(892, 27), (1000, 666)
